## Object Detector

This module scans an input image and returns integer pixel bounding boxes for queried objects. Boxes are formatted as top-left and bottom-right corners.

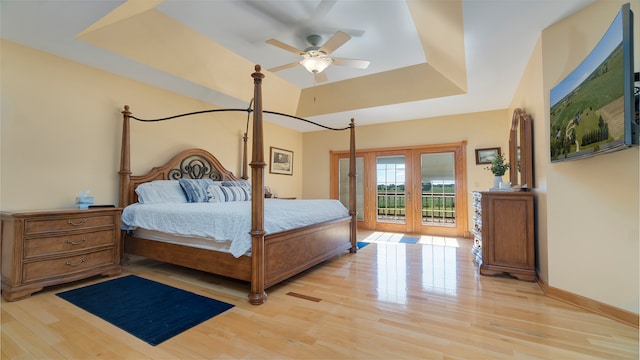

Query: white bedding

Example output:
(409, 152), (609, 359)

(130, 228), (233, 253)
(121, 199), (350, 258)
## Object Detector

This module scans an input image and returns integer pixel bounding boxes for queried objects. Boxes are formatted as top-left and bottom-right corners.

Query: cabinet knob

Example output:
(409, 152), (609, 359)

(65, 258), (86, 267)
(67, 219), (87, 226)
(65, 238), (86, 246)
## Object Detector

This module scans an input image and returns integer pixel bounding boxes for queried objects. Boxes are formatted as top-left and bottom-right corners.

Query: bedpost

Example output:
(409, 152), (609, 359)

(242, 132), (249, 180)
(119, 105), (132, 266)
(241, 105), (251, 180)
(349, 118), (358, 253)
(248, 65), (267, 305)
(119, 105), (132, 208)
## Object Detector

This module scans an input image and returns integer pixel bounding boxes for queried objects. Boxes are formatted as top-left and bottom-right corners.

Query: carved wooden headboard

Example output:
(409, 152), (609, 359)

(123, 148), (239, 207)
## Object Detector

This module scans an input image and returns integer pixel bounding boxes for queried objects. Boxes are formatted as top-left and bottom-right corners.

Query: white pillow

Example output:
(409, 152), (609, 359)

(135, 180), (188, 204)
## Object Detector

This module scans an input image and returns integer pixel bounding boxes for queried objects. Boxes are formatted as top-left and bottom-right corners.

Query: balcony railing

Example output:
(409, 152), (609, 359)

(377, 190), (456, 225)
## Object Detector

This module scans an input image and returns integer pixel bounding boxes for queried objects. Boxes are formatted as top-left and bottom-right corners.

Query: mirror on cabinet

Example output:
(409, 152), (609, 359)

(509, 108), (534, 190)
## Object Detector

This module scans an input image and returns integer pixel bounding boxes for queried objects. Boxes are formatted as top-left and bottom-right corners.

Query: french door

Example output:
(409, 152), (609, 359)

(374, 151), (411, 233)
(331, 142), (467, 237)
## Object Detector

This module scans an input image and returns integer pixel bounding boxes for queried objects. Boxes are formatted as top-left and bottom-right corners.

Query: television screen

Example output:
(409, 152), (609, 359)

(550, 3), (636, 163)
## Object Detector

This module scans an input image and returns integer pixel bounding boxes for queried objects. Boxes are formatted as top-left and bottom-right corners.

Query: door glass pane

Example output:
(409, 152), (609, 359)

(421, 152), (456, 226)
(338, 157), (364, 221)
(376, 155), (406, 224)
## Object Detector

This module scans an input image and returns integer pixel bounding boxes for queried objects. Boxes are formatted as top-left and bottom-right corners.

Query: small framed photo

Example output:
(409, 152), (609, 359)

(269, 147), (293, 175)
(475, 147), (501, 165)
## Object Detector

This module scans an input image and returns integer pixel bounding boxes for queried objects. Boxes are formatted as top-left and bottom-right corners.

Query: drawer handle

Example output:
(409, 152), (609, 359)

(67, 219), (87, 226)
(66, 238), (86, 246)
(65, 258), (85, 267)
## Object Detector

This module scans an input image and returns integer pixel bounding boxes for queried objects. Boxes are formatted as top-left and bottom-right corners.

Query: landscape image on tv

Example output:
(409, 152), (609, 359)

(549, 9), (626, 162)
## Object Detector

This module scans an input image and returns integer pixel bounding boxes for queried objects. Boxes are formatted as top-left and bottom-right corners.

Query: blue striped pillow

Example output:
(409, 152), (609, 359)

(207, 185), (226, 203)
(178, 179), (214, 202)
(219, 186), (251, 202)
(221, 180), (251, 188)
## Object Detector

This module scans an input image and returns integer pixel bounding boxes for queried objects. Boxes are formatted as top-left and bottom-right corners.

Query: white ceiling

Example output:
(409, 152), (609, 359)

(1, 0), (596, 131)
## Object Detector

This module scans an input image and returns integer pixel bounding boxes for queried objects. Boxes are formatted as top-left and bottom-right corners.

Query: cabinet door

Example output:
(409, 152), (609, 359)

(482, 193), (534, 270)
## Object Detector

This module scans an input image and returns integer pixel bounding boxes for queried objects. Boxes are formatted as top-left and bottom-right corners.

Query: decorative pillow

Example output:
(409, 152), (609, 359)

(135, 180), (188, 204)
(219, 185), (251, 202)
(221, 179), (251, 188)
(178, 179), (215, 202)
(207, 185), (226, 203)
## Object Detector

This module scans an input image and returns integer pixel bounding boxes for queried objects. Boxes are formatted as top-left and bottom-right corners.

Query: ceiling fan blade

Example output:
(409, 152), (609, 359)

(266, 39), (304, 55)
(318, 31), (351, 55)
(332, 57), (370, 69)
(239, 1), (296, 29)
(308, 0), (337, 24)
(267, 62), (300, 73)
(314, 71), (328, 83)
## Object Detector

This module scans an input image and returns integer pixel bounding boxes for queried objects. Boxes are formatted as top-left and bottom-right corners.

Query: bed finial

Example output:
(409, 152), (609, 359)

(252, 65), (264, 80)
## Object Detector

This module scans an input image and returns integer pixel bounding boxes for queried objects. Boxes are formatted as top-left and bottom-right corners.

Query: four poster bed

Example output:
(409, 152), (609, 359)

(119, 65), (357, 304)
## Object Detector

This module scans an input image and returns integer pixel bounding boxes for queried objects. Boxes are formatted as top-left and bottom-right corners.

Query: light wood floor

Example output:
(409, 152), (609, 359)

(2, 232), (638, 359)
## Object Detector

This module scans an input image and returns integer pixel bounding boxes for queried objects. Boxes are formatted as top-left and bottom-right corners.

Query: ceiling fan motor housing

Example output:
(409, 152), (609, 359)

(306, 34), (323, 46)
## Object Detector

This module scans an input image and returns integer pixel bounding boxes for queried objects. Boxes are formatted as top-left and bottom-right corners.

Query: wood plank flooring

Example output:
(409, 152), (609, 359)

(2, 232), (638, 359)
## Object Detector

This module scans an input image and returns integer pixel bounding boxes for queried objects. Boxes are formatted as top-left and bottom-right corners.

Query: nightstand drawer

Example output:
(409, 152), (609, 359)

(24, 214), (116, 235)
(24, 229), (116, 258)
(23, 249), (115, 282)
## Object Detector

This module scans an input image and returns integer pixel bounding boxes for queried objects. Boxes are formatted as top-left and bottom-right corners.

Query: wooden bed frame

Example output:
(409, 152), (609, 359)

(119, 65), (357, 305)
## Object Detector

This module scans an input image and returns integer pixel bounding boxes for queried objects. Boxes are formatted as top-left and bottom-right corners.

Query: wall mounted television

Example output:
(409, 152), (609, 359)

(550, 3), (638, 163)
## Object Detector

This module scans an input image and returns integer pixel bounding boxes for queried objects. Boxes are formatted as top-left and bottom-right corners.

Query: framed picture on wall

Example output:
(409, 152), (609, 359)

(269, 147), (293, 175)
(475, 147), (501, 165)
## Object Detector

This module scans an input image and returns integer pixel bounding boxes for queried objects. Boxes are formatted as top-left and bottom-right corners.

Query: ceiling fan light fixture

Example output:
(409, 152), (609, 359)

(300, 55), (333, 74)
(267, 31), (365, 82)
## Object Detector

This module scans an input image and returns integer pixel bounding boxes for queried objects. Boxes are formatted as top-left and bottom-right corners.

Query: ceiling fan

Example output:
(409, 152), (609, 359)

(266, 31), (370, 83)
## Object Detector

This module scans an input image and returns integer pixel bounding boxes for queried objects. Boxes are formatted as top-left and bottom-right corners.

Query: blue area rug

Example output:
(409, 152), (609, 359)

(56, 275), (234, 346)
(357, 241), (371, 249)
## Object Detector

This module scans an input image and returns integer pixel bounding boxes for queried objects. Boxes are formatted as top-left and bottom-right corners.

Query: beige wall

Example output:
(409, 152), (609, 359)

(263, 125), (303, 199)
(0, 40), (302, 211)
(514, 0), (639, 313)
(302, 109), (510, 228)
(509, 37), (550, 282)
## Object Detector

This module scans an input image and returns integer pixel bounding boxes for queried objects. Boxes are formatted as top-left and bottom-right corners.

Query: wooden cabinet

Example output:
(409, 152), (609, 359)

(1, 208), (122, 301)
(472, 191), (535, 281)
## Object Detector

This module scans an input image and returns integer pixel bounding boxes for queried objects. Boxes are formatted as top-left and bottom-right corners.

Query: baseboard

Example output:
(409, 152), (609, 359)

(537, 276), (639, 328)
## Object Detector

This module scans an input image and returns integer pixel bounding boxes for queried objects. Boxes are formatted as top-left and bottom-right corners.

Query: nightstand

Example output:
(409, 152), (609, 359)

(1, 208), (122, 301)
